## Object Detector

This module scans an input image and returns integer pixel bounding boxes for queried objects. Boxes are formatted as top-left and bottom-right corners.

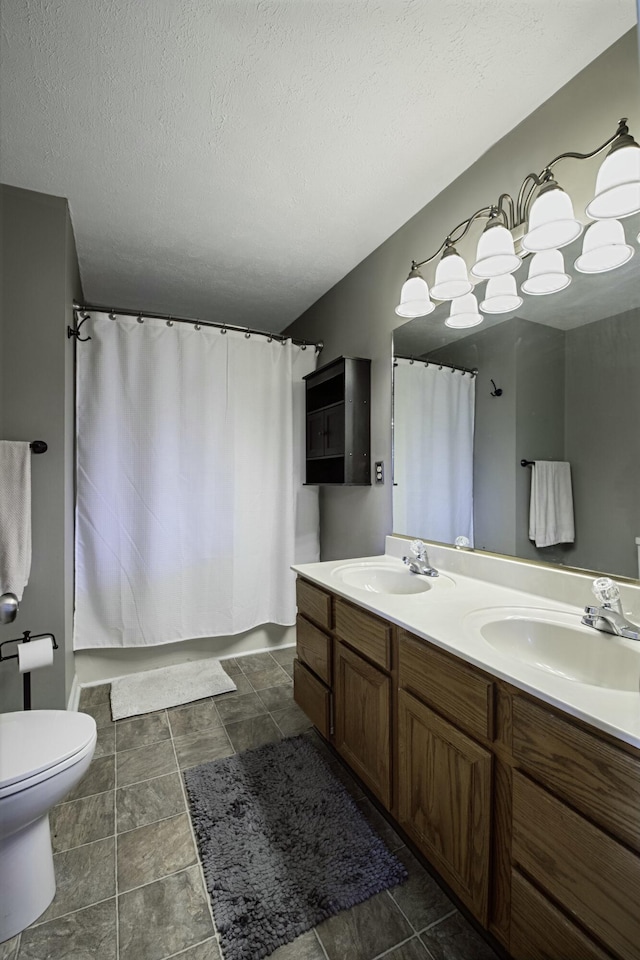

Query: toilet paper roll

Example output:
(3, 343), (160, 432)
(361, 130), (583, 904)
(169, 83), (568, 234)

(17, 636), (54, 673)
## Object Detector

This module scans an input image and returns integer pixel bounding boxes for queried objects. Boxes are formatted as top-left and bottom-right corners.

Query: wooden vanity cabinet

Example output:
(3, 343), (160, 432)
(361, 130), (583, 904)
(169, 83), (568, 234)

(332, 596), (393, 807)
(510, 695), (640, 960)
(397, 629), (494, 923)
(334, 638), (392, 807)
(293, 581), (394, 808)
(397, 687), (492, 923)
(293, 576), (640, 960)
(293, 579), (333, 740)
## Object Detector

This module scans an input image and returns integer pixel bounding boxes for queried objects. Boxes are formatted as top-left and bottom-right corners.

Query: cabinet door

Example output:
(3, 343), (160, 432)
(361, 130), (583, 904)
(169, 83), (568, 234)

(334, 640), (391, 808)
(397, 689), (492, 923)
(323, 404), (345, 457)
(306, 410), (325, 459)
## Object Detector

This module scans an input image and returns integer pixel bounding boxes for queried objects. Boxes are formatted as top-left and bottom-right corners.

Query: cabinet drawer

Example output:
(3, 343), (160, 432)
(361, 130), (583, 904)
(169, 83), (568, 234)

(513, 696), (640, 853)
(398, 631), (493, 740)
(510, 870), (613, 960)
(296, 578), (332, 631)
(296, 615), (331, 686)
(334, 598), (391, 671)
(293, 659), (332, 740)
(512, 770), (640, 960)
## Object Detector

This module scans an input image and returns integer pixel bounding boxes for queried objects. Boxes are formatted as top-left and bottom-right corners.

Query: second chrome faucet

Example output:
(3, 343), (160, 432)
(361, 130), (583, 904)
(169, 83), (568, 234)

(581, 577), (639, 641)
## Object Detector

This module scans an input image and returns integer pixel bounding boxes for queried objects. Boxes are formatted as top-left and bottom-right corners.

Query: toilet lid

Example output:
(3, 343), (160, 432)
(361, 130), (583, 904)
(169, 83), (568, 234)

(0, 710), (97, 790)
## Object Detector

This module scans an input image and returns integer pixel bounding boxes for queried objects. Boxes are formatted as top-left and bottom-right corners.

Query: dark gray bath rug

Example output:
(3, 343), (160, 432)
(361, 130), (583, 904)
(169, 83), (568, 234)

(183, 734), (407, 960)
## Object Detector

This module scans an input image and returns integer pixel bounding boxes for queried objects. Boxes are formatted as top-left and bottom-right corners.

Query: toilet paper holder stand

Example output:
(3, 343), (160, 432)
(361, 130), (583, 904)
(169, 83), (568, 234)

(0, 630), (58, 710)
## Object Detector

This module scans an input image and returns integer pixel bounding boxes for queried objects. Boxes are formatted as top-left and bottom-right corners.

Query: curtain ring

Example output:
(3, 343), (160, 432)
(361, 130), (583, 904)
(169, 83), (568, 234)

(137, 315), (144, 324)
(166, 319), (174, 327)
(194, 324), (201, 331)
(267, 335), (273, 342)
(301, 344), (306, 350)
(409, 358), (414, 364)
(108, 311), (116, 321)
(221, 326), (227, 335)
(244, 328), (251, 339)
(280, 338), (288, 346)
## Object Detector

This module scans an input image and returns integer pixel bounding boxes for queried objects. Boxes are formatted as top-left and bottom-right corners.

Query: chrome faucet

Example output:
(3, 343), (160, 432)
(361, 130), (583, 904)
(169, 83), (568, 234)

(403, 540), (439, 578)
(581, 578), (640, 641)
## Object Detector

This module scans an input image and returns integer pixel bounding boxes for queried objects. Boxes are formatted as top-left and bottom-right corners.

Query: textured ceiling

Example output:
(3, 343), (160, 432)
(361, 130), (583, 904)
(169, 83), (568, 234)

(1, 1), (636, 332)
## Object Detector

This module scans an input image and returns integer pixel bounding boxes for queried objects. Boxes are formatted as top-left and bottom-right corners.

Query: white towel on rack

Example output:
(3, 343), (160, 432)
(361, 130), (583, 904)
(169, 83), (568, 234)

(529, 460), (575, 548)
(0, 441), (32, 599)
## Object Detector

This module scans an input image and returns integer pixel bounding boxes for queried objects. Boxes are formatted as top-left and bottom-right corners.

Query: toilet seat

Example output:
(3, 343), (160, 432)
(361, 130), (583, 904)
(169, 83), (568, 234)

(0, 711), (97, 798)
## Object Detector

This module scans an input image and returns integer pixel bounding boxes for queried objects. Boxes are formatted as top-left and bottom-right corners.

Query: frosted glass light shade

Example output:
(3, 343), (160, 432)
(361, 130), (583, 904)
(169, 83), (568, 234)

(522, 184), (583, 252)
(480, 275), (523, 314)
(521, 249), (571, 296)
(574, 219), (634, 274)
(471, 222), (521, 278)
(431, 249), (473, 300)
(586, 142), (640, 220)
(395, 269), (435, 317)
(445, 293), (483, 328)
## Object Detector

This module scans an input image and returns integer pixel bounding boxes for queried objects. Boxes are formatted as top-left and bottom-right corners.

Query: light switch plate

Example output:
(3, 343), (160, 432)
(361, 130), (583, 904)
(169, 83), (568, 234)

(374, 461), (384, 484)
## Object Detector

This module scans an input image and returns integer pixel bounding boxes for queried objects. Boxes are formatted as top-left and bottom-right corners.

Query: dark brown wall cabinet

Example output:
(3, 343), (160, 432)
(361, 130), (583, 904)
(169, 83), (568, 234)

(304, 356), (371, 485)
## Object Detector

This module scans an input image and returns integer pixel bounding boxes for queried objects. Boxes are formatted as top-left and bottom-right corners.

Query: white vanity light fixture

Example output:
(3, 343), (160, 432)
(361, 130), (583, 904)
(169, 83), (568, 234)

(521, 249), (571, 296)
(521, 177), (583, 252)
(471, 218), (521, 278)
(395, 266), (435, 317)
(397, 119), (640, 324)
(574, 219), (635, 274)
(480, 274), (523, 313)
(430, 244), (473, 300)
(586, 125), (640, 220)
(445, 293), (484, 328)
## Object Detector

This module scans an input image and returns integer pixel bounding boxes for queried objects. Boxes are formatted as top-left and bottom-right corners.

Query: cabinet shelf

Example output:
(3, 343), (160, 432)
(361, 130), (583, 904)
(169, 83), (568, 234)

(304, 356), (371, 486)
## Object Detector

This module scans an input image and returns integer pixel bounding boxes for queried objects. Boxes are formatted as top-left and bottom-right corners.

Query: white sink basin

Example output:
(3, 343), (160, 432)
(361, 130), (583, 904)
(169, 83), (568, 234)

(465, 607), (640, 691)
(331, 561), (453, 595)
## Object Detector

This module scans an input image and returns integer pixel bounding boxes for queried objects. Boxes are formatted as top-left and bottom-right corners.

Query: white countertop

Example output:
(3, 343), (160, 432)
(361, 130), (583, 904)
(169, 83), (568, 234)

(292, 538), (640, 749)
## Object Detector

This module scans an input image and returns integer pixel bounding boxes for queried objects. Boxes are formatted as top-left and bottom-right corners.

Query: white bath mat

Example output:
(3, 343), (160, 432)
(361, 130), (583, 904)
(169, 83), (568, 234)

(109, 659), (237, 720)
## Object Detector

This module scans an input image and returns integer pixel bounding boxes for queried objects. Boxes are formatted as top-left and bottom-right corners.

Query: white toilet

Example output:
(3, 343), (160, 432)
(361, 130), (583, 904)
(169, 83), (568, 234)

(0, 710), (97, 942)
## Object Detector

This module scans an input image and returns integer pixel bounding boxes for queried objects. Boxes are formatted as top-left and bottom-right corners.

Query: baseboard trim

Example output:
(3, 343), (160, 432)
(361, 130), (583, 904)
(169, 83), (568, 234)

(67, 674), (80, 711)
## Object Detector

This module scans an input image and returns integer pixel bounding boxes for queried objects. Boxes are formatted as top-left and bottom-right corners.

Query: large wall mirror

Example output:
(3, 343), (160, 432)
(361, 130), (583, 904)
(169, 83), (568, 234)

(393, 211), (640, 581)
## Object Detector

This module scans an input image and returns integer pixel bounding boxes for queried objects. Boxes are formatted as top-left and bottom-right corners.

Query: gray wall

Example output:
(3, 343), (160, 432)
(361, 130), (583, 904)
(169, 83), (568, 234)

(1, 184), (82, 712)
(514, 322), (566, 564)
(284, 29), (639, 563)
(564, 307), (640, 578)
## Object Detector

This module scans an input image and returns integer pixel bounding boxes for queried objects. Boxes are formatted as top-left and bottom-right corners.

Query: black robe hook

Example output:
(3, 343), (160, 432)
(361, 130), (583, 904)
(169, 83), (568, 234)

(490, 379), (503, 397)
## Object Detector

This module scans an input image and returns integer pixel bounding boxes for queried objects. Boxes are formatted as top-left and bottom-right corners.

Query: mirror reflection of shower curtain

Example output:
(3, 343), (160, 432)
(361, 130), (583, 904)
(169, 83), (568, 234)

(393, 359), (474, 545)
(74, 313), (318, 649)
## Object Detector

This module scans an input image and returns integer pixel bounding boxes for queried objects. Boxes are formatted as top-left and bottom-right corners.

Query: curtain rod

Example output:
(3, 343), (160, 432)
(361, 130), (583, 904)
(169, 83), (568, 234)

(72, 302), (323, 352)
(393, 354), (477, 377)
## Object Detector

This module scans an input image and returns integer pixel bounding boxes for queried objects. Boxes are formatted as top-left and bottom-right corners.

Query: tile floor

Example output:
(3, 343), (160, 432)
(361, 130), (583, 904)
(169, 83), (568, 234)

(1, 647), (501, 960)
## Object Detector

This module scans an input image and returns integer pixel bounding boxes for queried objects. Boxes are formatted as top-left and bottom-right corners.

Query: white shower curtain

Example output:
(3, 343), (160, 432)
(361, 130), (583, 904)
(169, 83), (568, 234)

(393, 359), (475, 545)
(74, 313), (318, 649)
